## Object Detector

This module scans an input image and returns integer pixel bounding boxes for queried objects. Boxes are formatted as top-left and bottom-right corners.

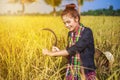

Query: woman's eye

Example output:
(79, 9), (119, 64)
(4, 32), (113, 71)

(66, 21), (70, 23)
(63, 21), (70, 25)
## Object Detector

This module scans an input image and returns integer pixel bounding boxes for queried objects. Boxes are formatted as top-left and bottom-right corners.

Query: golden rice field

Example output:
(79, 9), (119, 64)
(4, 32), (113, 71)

(0, 16), (120, 80)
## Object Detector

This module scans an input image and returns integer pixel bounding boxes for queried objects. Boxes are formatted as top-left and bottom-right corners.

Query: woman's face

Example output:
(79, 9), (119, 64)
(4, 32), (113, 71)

(62, 15), (79, 32)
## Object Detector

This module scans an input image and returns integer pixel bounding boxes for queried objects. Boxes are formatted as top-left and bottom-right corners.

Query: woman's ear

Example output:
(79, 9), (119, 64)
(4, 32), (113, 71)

(75, 17), (79, 22)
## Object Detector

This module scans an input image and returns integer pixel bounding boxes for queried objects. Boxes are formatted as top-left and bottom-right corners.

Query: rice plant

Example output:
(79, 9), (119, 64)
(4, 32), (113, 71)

(0, 16), (119, 80)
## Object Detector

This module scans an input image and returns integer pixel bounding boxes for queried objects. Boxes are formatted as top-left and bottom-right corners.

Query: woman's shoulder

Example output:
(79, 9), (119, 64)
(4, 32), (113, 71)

(83, 26), (92, 32)
(82, 26), (93, 36)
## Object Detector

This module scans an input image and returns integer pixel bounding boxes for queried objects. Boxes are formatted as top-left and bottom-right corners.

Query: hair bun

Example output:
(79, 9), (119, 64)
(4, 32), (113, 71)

(66, 3), (76, 9)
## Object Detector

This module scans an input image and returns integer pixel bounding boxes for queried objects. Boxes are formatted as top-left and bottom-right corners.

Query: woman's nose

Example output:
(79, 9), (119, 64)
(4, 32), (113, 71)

(65, 23), (69, 27)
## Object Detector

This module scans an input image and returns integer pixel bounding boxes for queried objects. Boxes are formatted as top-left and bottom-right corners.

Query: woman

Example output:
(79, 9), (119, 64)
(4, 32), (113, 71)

(42, 3), (96, 80)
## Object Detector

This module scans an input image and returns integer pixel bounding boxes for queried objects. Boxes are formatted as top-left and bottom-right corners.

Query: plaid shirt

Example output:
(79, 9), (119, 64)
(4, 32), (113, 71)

(66, 26), (83, 80)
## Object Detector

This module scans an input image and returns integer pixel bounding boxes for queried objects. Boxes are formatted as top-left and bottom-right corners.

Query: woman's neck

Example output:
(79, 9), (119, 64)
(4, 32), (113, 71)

(74, 24), (80, 33)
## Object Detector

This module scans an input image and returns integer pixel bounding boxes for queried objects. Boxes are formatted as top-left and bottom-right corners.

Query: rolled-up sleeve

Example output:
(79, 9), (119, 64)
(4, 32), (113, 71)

(66, 28), (93, 55)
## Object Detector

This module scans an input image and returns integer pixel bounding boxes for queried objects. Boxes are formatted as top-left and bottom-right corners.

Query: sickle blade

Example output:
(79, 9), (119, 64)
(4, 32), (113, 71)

(42, 28), (57, 46)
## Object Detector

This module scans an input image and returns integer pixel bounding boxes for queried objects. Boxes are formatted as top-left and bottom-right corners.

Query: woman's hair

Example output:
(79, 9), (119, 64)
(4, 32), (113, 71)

(61, 3), (80, 22)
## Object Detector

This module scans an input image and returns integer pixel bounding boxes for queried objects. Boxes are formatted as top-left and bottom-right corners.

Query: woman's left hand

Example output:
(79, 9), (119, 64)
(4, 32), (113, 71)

(52, 46), (60, 52)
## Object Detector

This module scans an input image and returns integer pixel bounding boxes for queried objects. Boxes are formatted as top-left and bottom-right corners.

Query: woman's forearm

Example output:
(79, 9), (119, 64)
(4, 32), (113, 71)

(50, 50), (69, 57)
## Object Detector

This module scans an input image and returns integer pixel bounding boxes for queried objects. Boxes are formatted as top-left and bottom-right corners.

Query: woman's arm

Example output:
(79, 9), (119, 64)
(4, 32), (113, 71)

(42, 49), (69, 57)
(66, 28), (94, 55)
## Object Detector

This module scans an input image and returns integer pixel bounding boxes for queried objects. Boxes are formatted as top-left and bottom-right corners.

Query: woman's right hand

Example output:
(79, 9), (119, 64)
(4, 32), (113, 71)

(42, 49), (49, 55)
(52, 46), (60, 52)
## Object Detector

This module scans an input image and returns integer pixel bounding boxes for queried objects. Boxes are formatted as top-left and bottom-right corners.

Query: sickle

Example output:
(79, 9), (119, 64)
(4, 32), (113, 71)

(42, 28), (57, 46)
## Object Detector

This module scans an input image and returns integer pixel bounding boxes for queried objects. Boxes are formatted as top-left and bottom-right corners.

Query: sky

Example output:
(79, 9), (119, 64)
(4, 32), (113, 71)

(81, 0), (120, 12)
(0, 0), (120, 14)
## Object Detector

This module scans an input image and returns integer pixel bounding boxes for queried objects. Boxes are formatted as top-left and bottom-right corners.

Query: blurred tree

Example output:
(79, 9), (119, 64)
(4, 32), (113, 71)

(109, 5), (113, 11)
(77, 0), (94, 15)
(8, 0), (37, 14)
(77, 0), (83, 15)
(44, 0), (62, 16)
